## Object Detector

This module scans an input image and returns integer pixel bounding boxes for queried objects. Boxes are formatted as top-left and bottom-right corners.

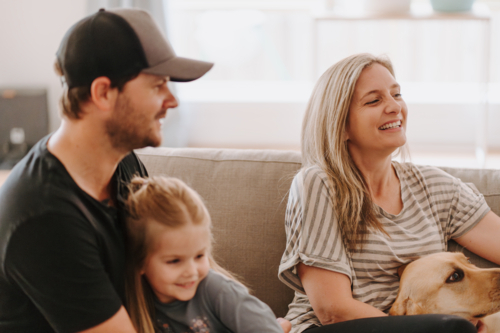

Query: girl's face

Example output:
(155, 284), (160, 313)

(141, 221), (211, 304)
(346, 63), (408, 156)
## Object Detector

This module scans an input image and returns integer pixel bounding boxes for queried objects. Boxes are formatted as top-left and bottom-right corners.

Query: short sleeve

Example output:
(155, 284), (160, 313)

(209, 273), (283, 333)
(447, 179), (490, 239)
(4, 213), (122, 332)
(278, 167), (352, 294)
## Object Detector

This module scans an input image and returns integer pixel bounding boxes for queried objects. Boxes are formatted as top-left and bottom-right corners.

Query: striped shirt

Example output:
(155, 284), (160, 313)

(278, 162), (490, 333)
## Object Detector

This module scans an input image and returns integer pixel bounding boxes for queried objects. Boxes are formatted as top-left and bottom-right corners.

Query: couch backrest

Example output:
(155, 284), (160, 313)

(136, 147), (500, 317)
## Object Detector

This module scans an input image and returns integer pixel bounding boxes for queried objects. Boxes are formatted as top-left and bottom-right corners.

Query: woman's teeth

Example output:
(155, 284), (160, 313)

(379, 120), (401, 130)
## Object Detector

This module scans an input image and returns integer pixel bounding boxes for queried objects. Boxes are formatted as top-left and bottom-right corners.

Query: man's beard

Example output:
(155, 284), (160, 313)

(105, 93), (162, 152)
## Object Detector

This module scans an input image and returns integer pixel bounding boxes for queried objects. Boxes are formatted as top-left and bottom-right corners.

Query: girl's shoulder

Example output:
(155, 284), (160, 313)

(201, 270), (247, 298)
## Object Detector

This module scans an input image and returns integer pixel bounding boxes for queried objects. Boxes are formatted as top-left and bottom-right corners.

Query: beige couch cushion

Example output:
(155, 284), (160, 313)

(136, 148), (500, 317)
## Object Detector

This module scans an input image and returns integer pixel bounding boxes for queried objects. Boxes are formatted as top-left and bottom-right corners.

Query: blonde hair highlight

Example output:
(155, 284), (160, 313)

(302, 53), (409, 252)
(124, 176), (241, 333)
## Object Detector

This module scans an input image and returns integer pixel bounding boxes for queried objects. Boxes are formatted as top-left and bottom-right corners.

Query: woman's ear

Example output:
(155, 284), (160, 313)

(343, 128), (349, 141)
(89, 76), (118, 112)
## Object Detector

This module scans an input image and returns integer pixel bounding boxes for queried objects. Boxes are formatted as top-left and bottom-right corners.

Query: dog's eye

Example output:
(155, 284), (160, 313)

(446, 270), (464, 283)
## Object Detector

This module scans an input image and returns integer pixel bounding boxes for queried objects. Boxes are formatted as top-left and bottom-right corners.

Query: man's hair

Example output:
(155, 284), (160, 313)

(53, 60), (139, 119)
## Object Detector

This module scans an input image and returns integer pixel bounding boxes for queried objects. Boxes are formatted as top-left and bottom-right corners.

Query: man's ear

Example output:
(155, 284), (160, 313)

(90, 76), (119, 112)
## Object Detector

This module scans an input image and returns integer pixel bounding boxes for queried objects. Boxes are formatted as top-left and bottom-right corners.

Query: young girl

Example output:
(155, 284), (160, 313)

(125, 176), (286, 333)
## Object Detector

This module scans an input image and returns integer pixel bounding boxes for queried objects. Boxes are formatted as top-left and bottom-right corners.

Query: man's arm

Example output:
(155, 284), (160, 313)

(5, 213), (131, 332)
(78, 307), (136, 333)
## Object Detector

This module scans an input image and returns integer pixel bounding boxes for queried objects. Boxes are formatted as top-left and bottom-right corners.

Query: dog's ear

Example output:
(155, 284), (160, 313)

(405, 298), (426, 315)
(390, 297), (408, 316)
(397, 263), (408, 278)
(390, 297), (426, 316)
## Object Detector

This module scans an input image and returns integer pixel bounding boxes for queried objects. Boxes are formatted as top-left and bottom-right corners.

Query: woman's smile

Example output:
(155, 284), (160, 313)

(379, 120), (402, 131)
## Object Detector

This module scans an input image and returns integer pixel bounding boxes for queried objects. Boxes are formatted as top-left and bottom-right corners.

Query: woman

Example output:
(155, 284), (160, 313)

(278, 53), (500, 333)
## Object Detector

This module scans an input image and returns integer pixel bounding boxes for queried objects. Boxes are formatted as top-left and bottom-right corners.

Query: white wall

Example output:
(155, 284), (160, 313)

(1, 0), (499, 156)
(0, 0), (87, 132)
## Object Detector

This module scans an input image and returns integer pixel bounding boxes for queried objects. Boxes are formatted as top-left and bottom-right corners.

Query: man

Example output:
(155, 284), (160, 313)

(0, 8), (213, 332)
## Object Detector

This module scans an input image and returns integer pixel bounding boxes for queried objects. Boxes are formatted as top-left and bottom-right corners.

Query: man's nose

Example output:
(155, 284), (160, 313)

(163, 89), (178, 109)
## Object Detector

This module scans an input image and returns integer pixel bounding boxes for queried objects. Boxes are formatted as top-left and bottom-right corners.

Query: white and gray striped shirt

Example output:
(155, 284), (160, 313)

(278, 162), (490, 333)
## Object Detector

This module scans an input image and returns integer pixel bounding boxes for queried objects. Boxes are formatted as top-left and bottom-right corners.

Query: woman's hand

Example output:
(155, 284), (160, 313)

(277, 317), (292, 333)
(297, 263), (386, 324)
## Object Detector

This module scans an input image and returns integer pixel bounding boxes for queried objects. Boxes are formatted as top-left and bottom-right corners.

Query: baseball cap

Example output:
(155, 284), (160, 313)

(56, 8), (213, 89)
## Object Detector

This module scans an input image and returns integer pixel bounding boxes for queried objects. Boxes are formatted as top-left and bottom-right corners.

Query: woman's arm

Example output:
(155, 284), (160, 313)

(297, 263), (386, 324)
(455, 211), (500, 265)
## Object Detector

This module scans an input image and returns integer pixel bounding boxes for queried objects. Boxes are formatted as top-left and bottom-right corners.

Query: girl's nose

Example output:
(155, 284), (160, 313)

(183, 260), (197, 277)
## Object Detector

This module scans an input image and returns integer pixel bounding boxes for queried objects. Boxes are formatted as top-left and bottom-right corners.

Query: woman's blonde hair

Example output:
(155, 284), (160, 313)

(124, 176), (240, 333)
(302, 53), (408, 252)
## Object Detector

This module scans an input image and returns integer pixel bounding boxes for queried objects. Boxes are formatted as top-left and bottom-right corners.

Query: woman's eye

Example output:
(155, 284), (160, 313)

(394, 93), (402, 98)
(366, 99), (379, 105)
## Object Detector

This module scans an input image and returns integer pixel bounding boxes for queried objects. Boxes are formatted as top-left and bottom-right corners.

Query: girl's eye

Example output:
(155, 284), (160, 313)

(167, 259), (180, 264)
(196, 254), (205, 259)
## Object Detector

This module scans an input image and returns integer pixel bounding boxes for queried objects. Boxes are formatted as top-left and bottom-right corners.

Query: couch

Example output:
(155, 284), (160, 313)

(136, 147), (500, 318)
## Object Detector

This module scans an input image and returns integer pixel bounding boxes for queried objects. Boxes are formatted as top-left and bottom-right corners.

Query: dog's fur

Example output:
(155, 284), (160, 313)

(390, 252), (500, 332)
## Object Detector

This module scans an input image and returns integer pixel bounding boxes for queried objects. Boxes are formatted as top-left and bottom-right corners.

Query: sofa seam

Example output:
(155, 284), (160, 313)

(136, 153), (302, 165)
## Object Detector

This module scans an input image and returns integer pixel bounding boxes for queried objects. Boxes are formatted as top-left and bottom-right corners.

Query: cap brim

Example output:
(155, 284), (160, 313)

(142, 56), (213, 82)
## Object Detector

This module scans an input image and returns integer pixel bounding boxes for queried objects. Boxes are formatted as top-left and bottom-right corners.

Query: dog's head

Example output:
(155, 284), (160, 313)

(390, 252), (500, 322)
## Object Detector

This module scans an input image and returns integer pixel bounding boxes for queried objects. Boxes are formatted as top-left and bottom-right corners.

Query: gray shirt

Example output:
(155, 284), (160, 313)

(154, 270), (283, 333)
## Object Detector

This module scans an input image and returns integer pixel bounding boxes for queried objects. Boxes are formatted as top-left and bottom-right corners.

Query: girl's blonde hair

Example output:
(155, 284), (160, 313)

(124, 176), (239, 333)
(302, 53), (409, 252)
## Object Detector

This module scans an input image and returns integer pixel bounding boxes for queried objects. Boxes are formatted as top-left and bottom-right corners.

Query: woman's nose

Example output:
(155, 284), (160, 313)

(385, 95), (402, 114)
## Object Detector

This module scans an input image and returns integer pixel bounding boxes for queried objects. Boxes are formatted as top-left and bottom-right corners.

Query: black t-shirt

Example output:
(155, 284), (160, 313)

(0, 135), (148, 332)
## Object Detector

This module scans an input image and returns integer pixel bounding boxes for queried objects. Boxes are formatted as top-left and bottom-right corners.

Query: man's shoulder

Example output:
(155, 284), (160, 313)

(117, 151), (148, 181)
(0, 137), (75, 210)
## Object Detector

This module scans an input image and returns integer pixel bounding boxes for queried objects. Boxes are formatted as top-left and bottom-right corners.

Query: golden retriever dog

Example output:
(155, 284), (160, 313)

(390, 252), (500, 332)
